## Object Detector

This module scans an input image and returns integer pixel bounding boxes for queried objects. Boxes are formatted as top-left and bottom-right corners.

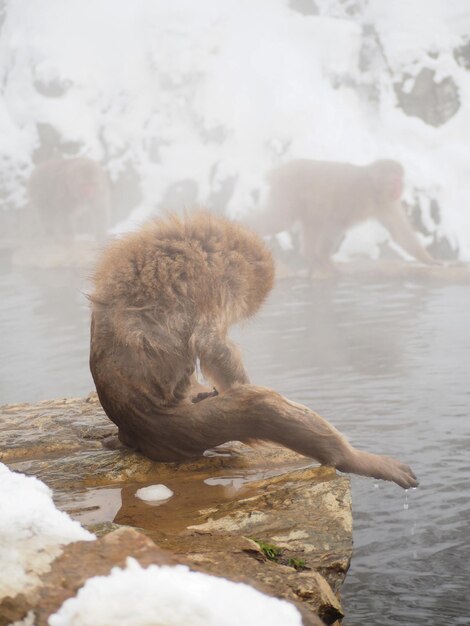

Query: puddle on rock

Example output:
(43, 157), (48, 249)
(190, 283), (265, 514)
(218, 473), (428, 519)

(55, 462), (311, 538)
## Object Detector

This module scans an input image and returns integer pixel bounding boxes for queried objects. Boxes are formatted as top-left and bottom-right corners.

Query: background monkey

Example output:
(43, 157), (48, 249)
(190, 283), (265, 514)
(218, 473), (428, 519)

(28, 157), (111, 242)
(250, 159), (436, 275)
(90, 212), (417, 489)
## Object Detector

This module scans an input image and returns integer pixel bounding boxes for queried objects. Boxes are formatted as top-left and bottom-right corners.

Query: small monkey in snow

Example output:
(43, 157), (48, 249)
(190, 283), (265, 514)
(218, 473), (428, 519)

(28, 157), (111, 242)
(250, 159), (436, 275)
(90, 212), (417, 489)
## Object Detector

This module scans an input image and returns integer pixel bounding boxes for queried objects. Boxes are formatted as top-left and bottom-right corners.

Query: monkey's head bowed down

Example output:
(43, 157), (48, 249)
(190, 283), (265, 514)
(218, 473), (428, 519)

(92, 211), (275, 324)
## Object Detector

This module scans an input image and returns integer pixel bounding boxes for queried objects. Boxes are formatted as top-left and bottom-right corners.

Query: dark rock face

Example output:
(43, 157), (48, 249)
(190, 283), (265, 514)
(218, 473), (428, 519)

(394, 67), (460, 127)
(289, 0), (319, 16)
(454, 39), (470, 70)
(406, 198), (459, 261)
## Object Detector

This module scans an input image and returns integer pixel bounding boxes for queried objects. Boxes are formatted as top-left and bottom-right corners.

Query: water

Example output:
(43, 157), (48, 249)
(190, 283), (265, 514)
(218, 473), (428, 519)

(1, 263), (469, 625)
(55, 464), (307, 535)
(0, 265), (93, 403)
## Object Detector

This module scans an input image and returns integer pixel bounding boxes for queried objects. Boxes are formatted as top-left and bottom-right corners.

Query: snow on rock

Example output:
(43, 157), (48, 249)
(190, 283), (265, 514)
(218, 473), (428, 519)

(48, 557), (304, 626)
(1, 1), (470, 257)
(135, 484), (174, 502)
(0, 463), (95, 602)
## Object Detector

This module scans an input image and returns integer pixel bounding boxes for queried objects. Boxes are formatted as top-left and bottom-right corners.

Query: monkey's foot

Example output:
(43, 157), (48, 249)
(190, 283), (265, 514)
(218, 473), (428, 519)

(102, 433), (135, 451)
(192, 388), (219, 403)
(336, 449), (418, 489)
(102, 434), (125, 450)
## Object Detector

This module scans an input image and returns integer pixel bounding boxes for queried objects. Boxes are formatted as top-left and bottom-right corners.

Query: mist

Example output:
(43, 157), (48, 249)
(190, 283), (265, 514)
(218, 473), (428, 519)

(1, 0), (470, 254)
(0, 1), (469, 625)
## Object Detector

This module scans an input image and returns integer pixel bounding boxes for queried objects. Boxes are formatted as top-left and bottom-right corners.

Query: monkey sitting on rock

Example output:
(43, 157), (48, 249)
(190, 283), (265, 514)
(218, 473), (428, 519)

(90, 212), (417, 489)
(249, 159), (436, 276)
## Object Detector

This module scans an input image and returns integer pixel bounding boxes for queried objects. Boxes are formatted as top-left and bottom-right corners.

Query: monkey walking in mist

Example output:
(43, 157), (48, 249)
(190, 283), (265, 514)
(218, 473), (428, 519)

(251, 159), (436, 275)
(90, 212), (417, 489)
(28, 157), (111, 242)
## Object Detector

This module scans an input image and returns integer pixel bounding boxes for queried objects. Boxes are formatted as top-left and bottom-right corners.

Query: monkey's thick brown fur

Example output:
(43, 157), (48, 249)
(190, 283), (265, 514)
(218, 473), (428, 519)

(90, 212), (417, 488)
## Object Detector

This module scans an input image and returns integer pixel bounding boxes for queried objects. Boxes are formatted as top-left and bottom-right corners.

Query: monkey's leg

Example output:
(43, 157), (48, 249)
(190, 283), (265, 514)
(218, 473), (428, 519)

(133, 385), (417, 489)
(300, 222), (337, 279)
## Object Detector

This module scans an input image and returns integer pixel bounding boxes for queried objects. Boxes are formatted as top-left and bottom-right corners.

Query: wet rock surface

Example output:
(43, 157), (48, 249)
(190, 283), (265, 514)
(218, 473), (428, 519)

(0, 394), (352, 625)
(338, 259), (470, 284)
(275, 258), (470, 284)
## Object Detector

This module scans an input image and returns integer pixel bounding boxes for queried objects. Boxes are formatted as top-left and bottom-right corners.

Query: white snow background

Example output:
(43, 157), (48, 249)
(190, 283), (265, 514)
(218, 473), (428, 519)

(0, 0), (469, 258)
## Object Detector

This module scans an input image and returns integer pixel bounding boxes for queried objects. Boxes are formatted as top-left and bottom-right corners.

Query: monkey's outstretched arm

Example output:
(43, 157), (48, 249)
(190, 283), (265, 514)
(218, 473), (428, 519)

(132, 385), (418, 489)
(252, 393), (418, 488)
(379, 204), (436, 264)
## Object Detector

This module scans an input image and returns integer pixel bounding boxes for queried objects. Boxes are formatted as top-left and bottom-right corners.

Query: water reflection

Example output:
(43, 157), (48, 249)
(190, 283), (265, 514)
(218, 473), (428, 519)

(0, 265), (93, 403)
(238, 278), (470, 625)
(1, 266), (469, 625)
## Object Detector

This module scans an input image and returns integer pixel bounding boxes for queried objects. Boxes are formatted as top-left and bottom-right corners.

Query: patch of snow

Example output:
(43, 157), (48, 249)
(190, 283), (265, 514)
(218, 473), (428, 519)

(135, 484), (174, 502)
(1, 1), (470, 258)
(276, 231), (294, 252)
(48, 557), (303, 626)
(0, 463), (94, 602)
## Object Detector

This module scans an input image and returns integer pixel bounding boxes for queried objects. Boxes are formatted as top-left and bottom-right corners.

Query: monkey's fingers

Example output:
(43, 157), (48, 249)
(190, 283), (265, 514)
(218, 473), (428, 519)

(337, 450), (418, 489)
(391, 466), (419, 489)
(191, 388), (219, 404)
(378, 456), (418, 489)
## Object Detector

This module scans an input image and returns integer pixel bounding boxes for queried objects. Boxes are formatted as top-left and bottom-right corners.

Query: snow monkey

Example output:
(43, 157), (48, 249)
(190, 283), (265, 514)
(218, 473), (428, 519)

(89, 212), (418, 489)
(251, 159), (435, 275)
(28, 157), (111, 241)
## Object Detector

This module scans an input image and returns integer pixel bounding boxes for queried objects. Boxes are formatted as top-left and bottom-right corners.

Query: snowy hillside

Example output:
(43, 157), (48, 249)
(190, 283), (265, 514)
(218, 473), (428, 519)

(0, 0), (469, 258)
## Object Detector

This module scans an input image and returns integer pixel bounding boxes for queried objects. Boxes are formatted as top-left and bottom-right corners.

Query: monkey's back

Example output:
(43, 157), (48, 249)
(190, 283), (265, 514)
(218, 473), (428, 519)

(90, 212), (274, 419)
(268, 159), (366, 211)
(267, 159), (382, 225)
(92, 212), (274, 318)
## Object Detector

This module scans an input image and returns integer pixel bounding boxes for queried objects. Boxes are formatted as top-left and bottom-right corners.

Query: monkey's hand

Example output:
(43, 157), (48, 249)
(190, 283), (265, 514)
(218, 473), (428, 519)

(192, 388), (219, 404)
(336, 449), (418, 489)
